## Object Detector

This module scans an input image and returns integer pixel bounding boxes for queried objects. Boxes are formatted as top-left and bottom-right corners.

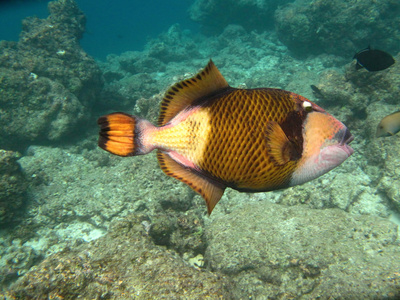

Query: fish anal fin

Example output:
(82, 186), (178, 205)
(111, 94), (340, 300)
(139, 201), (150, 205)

(158, 60), (230, 126)
(157, 151), (225, 214)
(266, 121), (299, 166)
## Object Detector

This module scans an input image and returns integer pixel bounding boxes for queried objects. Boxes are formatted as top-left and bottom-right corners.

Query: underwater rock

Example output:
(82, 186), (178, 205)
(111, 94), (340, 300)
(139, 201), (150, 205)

(145, 24), (200, 63)
(99, 24), (201, 111)
(376, 136), (400, 212)
(189, 0), (293, 34)
(17, 143), (198, 233)
(1, 215), (230, 299)
(149, 214), (177, 246)
(0, 150), (28, 225)
(311, 53), (400, 136)
(205, 202), (400, 299)
(0, 68), (86, 145)
(306, 55), (400, 214)
(0, 0), (102, 150)
(275, 0), (400, 57)
(277, 163), (391, 217)
(0, 239), (42, 289)
(148, 211), (206, 255)
(98, 52), (162, 110)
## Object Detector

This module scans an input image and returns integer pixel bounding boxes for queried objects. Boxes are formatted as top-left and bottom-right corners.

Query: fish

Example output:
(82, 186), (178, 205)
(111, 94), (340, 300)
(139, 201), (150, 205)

(97, 60), (354, 214)
(310, 84), (323, 97)
(376, 111), (400, 137)
(353, 46), (395, 72)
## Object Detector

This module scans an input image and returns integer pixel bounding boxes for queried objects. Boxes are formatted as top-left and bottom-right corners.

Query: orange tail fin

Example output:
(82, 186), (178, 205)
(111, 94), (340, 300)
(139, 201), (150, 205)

(97, 112), (145, 157)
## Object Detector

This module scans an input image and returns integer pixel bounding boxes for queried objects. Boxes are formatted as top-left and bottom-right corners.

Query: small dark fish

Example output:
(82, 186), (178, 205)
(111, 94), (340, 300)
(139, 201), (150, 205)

(353, 46), (395, 72)
(310, 85), (323, 97)
(376, 111), (400, 137)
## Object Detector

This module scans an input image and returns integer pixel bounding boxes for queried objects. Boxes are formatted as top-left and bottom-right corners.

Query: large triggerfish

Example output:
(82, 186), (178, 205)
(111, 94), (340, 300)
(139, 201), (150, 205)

(98, 60), (354, 214)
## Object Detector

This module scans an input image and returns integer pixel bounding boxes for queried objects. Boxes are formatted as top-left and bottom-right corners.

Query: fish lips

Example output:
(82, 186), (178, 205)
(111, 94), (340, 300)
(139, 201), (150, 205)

(338, 127), (354, 156)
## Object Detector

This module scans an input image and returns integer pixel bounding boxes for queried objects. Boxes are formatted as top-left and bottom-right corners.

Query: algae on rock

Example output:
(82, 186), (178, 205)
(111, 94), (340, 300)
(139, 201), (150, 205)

(0, 0), (102, 150)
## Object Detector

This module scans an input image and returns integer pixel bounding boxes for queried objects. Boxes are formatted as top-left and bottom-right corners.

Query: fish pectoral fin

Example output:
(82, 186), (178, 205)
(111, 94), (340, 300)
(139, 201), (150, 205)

(265, 121), (299, 166)
(157, 151), (225, 215)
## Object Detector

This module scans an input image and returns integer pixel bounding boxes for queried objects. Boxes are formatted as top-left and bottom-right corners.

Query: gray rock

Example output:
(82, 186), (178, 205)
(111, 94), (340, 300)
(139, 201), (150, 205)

(0, 150), (27, 225)
(189, 0), (293, 34)
(205, 202), (400, 299)
(377, 136), (400, 212)
(275, 0), (400, 57)
(2, 215), (230, 299)
(0, 0), (102, 149)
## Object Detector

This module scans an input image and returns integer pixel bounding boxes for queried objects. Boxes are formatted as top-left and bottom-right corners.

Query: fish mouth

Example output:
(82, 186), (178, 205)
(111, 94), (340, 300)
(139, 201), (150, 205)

(340, 127), (354, 145)
(339, 127), (354, 156)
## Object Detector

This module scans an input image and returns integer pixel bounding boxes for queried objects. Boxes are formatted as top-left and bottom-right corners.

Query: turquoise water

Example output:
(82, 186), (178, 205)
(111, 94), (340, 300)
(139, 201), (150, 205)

(0, 0), (399, 298)
(0, 0), (198, 59)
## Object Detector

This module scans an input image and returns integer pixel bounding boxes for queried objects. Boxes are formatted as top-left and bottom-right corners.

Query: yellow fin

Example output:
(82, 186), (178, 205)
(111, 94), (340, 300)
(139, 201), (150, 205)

(266, 121), (300, 166)
(158, 59), (229, 126)
(157, 151), (225, 214)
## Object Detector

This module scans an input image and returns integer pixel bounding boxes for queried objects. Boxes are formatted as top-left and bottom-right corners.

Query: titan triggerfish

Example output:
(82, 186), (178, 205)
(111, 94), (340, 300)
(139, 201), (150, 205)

(98, 60), (354, 214)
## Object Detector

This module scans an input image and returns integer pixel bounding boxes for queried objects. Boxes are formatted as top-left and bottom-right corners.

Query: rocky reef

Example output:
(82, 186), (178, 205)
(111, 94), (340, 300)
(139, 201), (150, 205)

(3, 201), (398, 299)
(189, 0), (293, 34)
(0, 0), (102, 150)
(206, 202), (400, 299)
(2, 215), (228, 299)
(275, 0), (400, 57)
(306, 53), (400, 213)
(0, 150), (27, 225)
(1, 0), (400, 298)
(189, 0), (400, 58)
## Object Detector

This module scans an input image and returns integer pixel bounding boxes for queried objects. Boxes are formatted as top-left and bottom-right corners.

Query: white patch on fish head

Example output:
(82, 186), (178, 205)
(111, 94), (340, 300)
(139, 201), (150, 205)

(290, 111), (354, 186)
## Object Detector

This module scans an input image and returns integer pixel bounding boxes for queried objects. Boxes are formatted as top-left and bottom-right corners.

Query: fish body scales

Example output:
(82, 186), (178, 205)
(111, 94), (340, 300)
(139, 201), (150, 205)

(201, 88), (299, 191)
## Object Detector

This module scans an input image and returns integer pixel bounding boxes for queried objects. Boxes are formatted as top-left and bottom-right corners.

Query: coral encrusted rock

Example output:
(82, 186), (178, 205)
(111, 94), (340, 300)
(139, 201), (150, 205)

(0, 0), (102, 150)
(275, 0), (400, 57)
(0, 150), (27, 225)
(189, 0), (293, 34)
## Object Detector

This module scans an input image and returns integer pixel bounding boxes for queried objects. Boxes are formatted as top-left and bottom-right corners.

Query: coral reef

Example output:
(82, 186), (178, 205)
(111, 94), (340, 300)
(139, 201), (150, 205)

(1, 215), (229, 299)
(189, 0), (400, 57)
(189, 0), (293, 34)
(309, 53), (400, 212)
(0, 239), (42, 289)
(98, 24), (201, 111)
(312, 53), (400, 120)
(275, 0), (400, 57)
(206, 202), (400, 299)
(98, 23), (344, 114)
(2, 201), (399, 299)
(0, 0), (102, 150)
(1, 0), (400, 297)
(376, 137), (400, 212)
(0, 150), (27, 225)
(0, 140), (206, 290)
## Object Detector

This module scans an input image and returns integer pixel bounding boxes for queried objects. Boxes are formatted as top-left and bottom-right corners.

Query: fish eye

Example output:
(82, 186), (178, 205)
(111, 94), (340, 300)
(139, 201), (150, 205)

(303, 101), (313, 112)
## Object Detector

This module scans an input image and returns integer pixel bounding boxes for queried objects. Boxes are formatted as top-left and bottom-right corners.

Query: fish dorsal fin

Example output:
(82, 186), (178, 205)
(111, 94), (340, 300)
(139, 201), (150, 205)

(265, 121), (300, 166)
(158, 59), (229, 126)
(157, 151), (225, 214)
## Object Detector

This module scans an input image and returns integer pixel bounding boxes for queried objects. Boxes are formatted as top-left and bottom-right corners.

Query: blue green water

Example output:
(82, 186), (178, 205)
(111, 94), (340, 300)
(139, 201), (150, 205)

(0, 0), (198, 59)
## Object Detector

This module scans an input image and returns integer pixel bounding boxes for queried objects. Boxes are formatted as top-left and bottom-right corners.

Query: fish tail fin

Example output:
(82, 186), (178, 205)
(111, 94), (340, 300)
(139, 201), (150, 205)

(97, 112), (155, 156)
